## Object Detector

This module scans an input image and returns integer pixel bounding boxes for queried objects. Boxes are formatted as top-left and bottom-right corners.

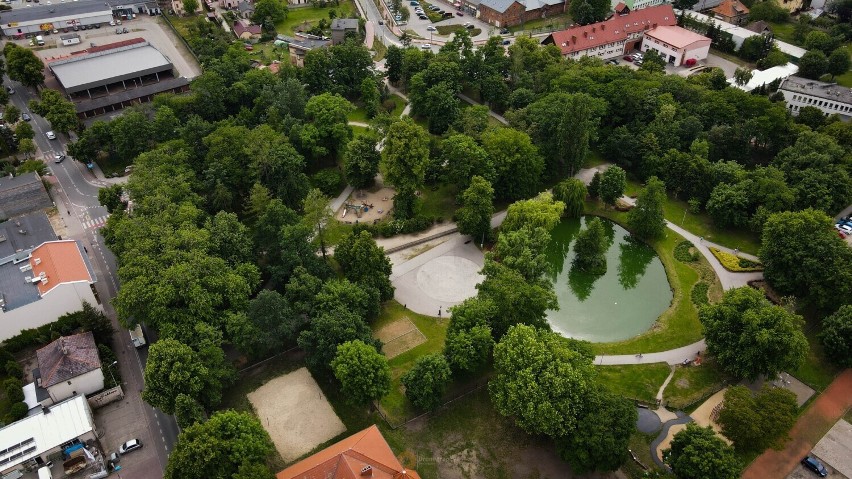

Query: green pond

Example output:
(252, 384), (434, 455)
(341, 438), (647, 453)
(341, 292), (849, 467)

(545, 216), (672, 343)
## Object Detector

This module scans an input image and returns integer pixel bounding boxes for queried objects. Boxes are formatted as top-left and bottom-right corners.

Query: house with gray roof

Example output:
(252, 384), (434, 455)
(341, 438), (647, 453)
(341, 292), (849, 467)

(34, 332), (104, 404)
(477, 0), (566, 28)
(330, 18), (359, 45)
(778, 76), (852, 120)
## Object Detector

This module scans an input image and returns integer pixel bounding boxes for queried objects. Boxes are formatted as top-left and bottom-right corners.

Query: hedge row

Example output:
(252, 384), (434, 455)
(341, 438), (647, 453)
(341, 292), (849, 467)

(352, 215), (441, 238)
(708, 247), (763, 272)
(674, 240), (699, 263)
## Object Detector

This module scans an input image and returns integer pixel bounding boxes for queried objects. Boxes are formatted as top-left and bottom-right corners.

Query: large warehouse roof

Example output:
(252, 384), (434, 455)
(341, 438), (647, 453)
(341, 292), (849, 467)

(50, 41), (173, 94)
(0, 0), (111, 25)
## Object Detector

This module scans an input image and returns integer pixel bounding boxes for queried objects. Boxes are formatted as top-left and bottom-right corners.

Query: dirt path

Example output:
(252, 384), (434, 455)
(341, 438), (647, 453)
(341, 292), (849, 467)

(742, 369), (852, 479)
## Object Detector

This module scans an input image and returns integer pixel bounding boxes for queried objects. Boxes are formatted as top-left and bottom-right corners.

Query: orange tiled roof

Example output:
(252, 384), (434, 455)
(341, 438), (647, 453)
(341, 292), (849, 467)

(545, 4), (676, 56)
(711, 0), (749, 17)
(30, 240), (93, 296)
(276, 425), (420, 479)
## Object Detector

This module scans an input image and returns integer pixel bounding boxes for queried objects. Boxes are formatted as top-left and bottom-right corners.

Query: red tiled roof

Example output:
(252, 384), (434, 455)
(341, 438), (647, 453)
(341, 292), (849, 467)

(544, 4), (676, 55)
(711, 0), (749, 17)
(233, 20), (262, 36)
(30, 240), (93, 296)
(276, 426), (420, 479)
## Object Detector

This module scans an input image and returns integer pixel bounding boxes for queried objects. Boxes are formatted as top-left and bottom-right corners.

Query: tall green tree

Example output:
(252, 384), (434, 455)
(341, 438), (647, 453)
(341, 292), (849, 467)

(297, 306), (380, 372)
(481, 128), (544, 201)
(627, 176), (666, 239)
(443, 322), (494, 374)
(555, 389), (637, 473)
(401, 353), (451, 411)
(700, 287), (808, 380)
(491, 225), (552, 282)
(386, 45), (403, 84)
(665, 424), (742, 479)
(569, 0), (611, 24)
(827, 47), (851, 80)
(760, 209), (852, 310)
(500, 192), (565, 233)
(572, 217), (608, 275)
(4, 45), (45, 88)
(820, 305), (852, 368)
(477, 261), (557, 339)
(300, 93), (353, 162)
(490, 325), (595, 437)
(28, 89), (78, 133)
(334, 230), (394, 301)
(599, 166), (626, 208)
(301, 188), (333, 258)
(251, 0), (288, 30)
(343, 134), (381, 190)
(381, 117), (430, 218)
(331, 340), (391, 405)
(165, 410), (274, 479)
(441, 134), (493, 191)
(226, 290), (297, 360)
(456, 176), (494, 243)
(717, 385), (798, 453)
(553, 178), (587, 218)
(798, 50), (829, 79)
(142, 339), (208, 415)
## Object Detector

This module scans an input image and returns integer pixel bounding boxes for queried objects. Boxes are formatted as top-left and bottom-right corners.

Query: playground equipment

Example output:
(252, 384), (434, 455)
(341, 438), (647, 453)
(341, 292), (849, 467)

(341, 202), (377, 218)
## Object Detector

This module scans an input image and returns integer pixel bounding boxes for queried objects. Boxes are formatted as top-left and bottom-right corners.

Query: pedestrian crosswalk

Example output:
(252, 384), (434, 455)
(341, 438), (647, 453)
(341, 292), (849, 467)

(83, 215), (110, 230)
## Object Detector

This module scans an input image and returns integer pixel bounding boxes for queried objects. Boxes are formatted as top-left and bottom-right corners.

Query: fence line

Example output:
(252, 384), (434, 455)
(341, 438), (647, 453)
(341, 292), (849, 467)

(160, 15), (202, 68)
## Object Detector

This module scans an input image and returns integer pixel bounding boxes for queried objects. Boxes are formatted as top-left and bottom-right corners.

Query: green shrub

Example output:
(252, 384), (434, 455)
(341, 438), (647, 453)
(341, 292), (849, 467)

(0, 348), (14, 366)
(4, 360), (22, 379)
(8, 402), (28, 421)
(4, 378), (24, 403)
(691, 282), (710, 306)
(674, 240), (699, 262)
(311, 169), (344, 197)
(709, 247), (763, 272)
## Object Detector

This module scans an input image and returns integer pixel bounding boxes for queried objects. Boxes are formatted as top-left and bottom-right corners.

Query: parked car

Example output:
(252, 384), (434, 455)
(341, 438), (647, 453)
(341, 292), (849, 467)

(244, 44), (253, 51)
(54, 153), (65, 163)
(607, 58), (619, 65)
(420, 43), (431, 49)
(109, 20), (116, 26)
(116, 28), (122, 34)
(426, 25), (436, 31)
(801, 456), (828, 477)
(119, 439), (143, 455)
(623, 55), (633, 62)
(501, 39), (510, 45)
(22, 113), (31, 121)
(122, 27), (128, 33)
(456, 11), (463, 15)
(5, 86), (14, 95)
(45, 131), (56, 140)
(839, 225), (852, 235)
(418, 14), (428, 19)
(500, 27), (509, 34)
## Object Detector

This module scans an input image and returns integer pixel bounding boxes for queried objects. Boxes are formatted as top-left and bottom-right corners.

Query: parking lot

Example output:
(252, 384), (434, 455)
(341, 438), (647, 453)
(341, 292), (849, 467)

(383, 0), (497, 48)
(7, 14), (200, 80)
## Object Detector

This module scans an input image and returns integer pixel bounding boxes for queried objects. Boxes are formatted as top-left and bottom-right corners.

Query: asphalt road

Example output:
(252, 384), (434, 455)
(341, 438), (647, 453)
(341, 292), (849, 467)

(4, 76), (179, 476)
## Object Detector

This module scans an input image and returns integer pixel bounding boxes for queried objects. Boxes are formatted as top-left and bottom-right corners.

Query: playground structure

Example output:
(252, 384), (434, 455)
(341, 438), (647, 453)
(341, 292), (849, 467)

(335, 186), (395, 224)
(341, 202), (376, 219)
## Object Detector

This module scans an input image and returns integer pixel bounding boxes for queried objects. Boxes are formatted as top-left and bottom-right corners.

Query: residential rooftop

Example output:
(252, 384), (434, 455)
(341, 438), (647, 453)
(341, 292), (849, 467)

(0, 212), (56, 261)
(37, 332), (101, 389)
(779, 76), (852, 104)
(0, 172), (52, 219)
(645, 25), (710, 48)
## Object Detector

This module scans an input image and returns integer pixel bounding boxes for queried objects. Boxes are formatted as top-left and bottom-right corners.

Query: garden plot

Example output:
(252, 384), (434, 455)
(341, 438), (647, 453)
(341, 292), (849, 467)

(247, 367), (345, 462)
(374, 316), (427, 359)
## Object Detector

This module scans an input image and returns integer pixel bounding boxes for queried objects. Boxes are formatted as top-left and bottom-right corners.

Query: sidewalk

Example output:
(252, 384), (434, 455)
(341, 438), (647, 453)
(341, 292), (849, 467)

(742, 369), (852, 479)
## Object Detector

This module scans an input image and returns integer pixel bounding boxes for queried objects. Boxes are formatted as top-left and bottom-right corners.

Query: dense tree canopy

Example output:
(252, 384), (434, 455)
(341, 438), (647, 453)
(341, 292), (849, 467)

(666, 424), (742, 479)
(700, 287), (808, 380)
(573, 217), (608, 275)
(820, 305), (852, 368)
(490, 325), (596, 437)
(381, 117), (430, 218)
(401, 354), (451, 411)
(165, 410), (274, 479)
(334, 231), (394, 301)
(298, 306), (381, 372)
(331, 340), (391, 405)
(553, 178), (587, 218)
(456, 176), (495, 242)
(627, 176), (667, 239)
(717, 385), (798, 453)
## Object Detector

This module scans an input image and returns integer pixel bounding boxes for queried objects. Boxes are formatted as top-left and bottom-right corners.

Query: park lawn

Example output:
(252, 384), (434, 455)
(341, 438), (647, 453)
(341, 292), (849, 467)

(789, 314), (840, 392)
(623, 431), (662, 478)
(664, 360), (729, 411)
(381, 387), (569, 479)
(589, 201), (711, 355)
(275, 0), (357, 36)
(768, 21), (796, 44)
(420, 183), (458, 221)
(351, 125), (371, 137)
(595, 363), (672, 404)
(165, 14), (196, 38)
(836, 67), (852, 88)
(375, 300), (450, 425)
(349, 94), (407, 122)
(661, 195), (761, 255)
(508, 13), (573, 33)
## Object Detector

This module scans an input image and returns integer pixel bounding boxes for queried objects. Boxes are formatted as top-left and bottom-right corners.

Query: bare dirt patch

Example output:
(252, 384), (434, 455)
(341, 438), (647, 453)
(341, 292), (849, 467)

(247, 367), (346, 463)
(374, 317), (426, 359)
(676, 378), (690, 388)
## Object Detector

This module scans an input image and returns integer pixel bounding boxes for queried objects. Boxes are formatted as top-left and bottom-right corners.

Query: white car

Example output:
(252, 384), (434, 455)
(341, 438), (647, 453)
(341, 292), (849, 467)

(119, 439), (142, 455)
(45, 131), (56, 140)
(420, 43), (432, 50)
(426, 25), (436, 31)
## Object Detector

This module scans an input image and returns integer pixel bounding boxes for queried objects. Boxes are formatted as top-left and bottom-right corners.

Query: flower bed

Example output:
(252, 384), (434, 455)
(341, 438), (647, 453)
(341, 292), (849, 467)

(709, 247), (763, 272)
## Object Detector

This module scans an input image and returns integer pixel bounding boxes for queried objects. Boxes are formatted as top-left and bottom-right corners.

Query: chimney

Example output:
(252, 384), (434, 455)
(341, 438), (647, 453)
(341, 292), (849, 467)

(360, 465), (372, 476)
(592, 26), (596, 32)
(571, 35), (576, 42)
(601, 24), (605, 30)
(61, 338), (69, 356)
(583, 31), (587, 37)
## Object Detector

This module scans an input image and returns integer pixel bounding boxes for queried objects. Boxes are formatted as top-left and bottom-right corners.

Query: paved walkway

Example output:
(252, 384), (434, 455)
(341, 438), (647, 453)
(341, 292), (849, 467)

(743, 369), (852, 479)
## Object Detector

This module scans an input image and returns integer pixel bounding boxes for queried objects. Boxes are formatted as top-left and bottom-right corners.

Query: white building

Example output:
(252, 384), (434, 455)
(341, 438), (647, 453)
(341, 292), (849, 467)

(779, 76), (852, 120)
(727, 62), (798, 92)
(0, 240), (100, 341)
(0, 395), (97, 478)
(679, 10), (807, 57)
(34, 332), (105, 405)
(641, 25), (711, 66)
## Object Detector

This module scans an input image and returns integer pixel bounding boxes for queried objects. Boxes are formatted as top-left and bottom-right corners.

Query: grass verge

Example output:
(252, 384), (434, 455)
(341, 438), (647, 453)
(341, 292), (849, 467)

(664, 360), (729, 411)
(435, 25), (480, 36)
(375, 300), (449, 424)
(595, 363), (671, 404)
(275, 0), (357, 36)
